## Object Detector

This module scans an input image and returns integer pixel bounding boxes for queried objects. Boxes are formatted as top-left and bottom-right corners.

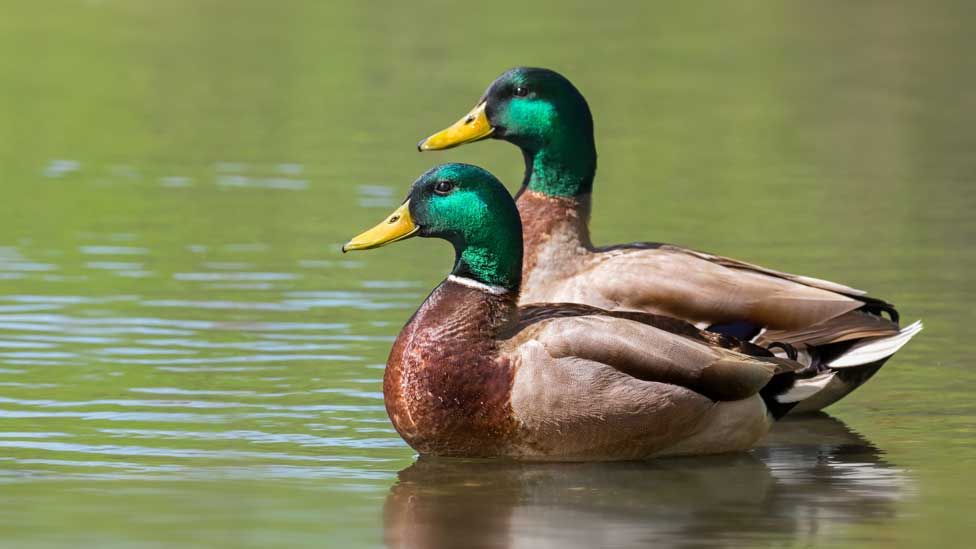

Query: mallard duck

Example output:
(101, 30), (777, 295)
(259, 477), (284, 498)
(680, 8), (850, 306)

(343, 163), (821, 460)
(417, 67), (921, 413)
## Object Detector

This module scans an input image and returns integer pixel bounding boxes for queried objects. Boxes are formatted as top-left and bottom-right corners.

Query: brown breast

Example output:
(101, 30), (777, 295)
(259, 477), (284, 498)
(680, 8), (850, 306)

(515, 189), (593, 276)
(384, 279), (520, 457)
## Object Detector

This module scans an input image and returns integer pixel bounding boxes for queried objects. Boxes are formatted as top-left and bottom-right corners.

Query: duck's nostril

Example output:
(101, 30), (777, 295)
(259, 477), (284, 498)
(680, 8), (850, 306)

(465, 116), (475, 124)
(389, 215), (399, 223)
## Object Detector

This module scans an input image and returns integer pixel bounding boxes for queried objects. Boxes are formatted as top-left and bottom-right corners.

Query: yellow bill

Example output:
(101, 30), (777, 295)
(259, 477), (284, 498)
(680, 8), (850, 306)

(417, 101), (494, 151)
(342, 201), (419, 252)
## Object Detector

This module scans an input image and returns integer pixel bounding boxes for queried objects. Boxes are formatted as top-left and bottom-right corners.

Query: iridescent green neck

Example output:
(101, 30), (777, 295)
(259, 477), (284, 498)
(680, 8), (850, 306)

(521, 134), (596, 198)
(409, 164), (524, 292)
(423, 185), (522, 292)
(453, 242), (521, 292)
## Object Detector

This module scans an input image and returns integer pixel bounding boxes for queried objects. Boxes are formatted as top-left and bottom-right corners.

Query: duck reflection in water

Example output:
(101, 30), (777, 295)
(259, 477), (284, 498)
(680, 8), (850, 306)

(384, 414), (910, 549)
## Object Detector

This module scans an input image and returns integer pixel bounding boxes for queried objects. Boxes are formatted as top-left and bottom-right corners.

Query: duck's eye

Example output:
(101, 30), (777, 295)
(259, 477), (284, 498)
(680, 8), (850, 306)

(433, 181), (455, 195)
(514, 86), (528, 97)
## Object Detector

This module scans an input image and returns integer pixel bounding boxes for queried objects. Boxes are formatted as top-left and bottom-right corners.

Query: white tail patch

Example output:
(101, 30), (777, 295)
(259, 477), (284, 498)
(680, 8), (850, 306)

(777, 372), (836, 403)
(828, 321), (923, 368)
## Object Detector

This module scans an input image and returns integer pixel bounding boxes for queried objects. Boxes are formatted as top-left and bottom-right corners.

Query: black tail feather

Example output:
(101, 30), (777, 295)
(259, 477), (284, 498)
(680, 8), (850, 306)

(760, 370), (802, 420)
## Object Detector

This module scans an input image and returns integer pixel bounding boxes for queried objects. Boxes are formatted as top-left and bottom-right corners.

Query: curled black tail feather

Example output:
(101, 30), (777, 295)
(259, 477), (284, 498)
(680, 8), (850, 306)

(858, 299), (900, 324)
(766, 341), (798, 361)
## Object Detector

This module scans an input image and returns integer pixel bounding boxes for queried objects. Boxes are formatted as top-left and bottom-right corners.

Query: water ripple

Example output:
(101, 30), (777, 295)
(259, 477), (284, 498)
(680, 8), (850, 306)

(0, 440), (391, 461)
(0, 410), (318, 422)
(103, 353), (363, 365)
(99, 429), (400, 448)
(0, 236), (405, 492)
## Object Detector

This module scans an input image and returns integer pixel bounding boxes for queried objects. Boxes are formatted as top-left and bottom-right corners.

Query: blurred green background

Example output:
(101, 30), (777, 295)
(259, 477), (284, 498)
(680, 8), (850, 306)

(0, 1), (973, 547)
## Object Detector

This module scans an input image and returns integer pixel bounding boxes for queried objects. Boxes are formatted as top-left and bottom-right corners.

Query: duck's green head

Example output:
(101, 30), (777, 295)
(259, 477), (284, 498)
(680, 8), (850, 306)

(418, 67), (596, 197)
(343, 163), (523, 291)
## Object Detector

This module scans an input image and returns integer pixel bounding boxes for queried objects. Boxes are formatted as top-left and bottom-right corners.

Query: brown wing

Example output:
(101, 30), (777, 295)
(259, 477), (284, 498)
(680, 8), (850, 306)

(506, 310), (801, 402)
(518, 302), (772, 357)
(756, 310), (900, 347)
(538, 245), (901, 344)
(666, 246), (868, 297)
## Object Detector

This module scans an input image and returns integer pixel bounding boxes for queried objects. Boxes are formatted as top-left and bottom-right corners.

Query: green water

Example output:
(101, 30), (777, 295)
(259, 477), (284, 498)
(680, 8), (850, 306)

(1, 1), (974, 547)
